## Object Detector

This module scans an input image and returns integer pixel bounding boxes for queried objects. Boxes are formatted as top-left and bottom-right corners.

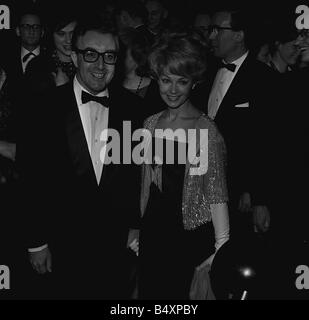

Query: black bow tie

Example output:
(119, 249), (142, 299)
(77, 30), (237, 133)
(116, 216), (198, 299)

(81, 91), (109, 107)
(218, 62), (236, 72)
(22, 52), (36, 63)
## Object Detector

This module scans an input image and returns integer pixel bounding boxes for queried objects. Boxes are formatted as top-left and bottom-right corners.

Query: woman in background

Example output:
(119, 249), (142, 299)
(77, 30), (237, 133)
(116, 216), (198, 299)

(121, 29), (164, 121)
(25, 12), (77, 94)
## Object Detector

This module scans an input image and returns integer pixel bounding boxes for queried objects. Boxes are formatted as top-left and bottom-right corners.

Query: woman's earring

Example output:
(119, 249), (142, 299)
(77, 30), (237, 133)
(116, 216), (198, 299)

(192, 83), (196, 90)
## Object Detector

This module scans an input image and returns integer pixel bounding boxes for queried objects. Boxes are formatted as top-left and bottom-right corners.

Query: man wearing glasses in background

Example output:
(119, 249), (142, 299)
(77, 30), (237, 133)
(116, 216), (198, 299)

(20, 15), (143, 299)
(16, 11), (44, 74)
(192, 7), (279, 298)
(4, 6), (44, 89)
(0, 6), (45, 118)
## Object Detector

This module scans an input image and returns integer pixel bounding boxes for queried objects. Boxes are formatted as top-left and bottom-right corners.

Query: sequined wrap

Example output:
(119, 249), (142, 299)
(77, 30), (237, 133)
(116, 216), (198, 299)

(140, 111), (228, 230)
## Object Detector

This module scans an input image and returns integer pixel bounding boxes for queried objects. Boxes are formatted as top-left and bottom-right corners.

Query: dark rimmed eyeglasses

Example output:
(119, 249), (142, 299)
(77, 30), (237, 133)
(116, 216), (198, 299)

(75, 48), (118, 64)
(20, 24), (42, 31)
(208, 25), (234, 34)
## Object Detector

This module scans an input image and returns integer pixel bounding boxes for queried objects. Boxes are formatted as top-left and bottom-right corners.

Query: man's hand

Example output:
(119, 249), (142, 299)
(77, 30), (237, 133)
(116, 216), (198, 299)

(238, 192), (252, 213)
(253, 205), (270, 233)
(29, 247), (52, 274)
(0, 68), (6, 90)
(127, 229), (139, 256)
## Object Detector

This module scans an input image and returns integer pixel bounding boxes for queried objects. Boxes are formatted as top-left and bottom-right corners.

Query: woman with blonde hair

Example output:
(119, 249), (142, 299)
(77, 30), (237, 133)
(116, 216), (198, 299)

(137, 32), (230, 299)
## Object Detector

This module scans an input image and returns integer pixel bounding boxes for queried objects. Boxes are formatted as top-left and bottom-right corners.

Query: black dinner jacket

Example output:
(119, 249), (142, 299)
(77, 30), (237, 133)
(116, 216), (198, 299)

(192, 53), (277, 206)
(4, 43), (48, 100)
(18, 80), (144, 251)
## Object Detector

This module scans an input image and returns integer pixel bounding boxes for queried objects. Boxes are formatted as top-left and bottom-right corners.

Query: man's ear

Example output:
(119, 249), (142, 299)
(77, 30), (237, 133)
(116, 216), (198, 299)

(275, 41), (281, 50)
(234, 30), (244, 42)
(71, 51), (78, 68)
(122, 11), (130, 25)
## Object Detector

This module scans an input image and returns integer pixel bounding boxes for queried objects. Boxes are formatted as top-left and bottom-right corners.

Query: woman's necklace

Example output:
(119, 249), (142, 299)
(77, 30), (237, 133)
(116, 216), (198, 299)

(52, 51), (76, 79)
(135, 76), (143, 94)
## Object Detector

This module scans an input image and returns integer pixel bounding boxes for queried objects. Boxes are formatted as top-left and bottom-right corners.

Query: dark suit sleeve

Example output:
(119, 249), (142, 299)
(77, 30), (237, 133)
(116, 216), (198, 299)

(247, 65), (279, 206)
(16, 89), (57, 249)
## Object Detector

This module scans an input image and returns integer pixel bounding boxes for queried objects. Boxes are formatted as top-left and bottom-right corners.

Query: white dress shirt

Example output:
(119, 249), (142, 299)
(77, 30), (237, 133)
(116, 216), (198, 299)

(208, 51), (248, 120)
(74, 76), (109, 185)
(21, 46), (40, 73)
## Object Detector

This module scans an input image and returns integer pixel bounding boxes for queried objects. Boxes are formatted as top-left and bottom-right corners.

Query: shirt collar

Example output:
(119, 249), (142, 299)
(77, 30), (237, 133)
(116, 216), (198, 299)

(74, 76), (109, 106)
(223, 51), (248, 68)
(134, 24), (144, 29)
(21, 46), (40, 59)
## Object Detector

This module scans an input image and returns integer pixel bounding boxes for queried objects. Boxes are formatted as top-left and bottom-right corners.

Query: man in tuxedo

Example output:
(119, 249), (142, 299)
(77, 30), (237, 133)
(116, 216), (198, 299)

(19, 15), (142, 299)
(193, 8), (276, 239)
(189, 8), (284, 299)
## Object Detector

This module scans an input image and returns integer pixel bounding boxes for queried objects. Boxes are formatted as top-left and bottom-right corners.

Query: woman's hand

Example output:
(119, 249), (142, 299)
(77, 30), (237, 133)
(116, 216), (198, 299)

(253, 205), (270, 233)
(238, 192), (252, 213)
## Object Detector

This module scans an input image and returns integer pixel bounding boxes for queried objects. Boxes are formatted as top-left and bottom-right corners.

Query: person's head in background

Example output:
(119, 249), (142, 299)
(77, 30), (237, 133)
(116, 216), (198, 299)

(256, 43), (271, 64)
(144, 0), (168, 35)
(47, 11), (78, 63)
(71, 15), (119, 95)
(16, 8), (44, 51)
(267, 23), (300, 73)
(193, 11), (212, 48)
(209, 9), (250, 63)
(296, 28), (309, 68)
(148, 32), (206, 110)
(116, 0), (148, 32)
(121, 30), (151, 78)
(104, 0), (118, 17)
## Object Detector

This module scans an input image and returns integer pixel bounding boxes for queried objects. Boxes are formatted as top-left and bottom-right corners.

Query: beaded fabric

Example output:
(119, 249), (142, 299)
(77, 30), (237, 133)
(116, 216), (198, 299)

(52, 51), (76, 80)
(141, 111), (228, 230)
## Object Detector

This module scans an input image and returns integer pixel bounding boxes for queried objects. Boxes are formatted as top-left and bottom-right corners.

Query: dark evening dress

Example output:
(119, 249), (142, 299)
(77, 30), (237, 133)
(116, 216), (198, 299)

(139, 137), (215, 300)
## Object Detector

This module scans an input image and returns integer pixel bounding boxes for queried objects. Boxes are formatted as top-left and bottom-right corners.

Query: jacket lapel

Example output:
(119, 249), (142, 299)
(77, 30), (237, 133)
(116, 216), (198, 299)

(98, 91), (123, 189)
(215, 55), (250, 121)
(64, 84), (97, 186)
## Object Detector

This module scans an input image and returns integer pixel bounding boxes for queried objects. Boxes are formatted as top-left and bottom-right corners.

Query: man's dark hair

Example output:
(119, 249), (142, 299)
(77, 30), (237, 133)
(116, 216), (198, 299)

(268, 20), (299, 55)
(144, 0), (167, 8)
(71, 14), (118, 51)
(118, 0), (148, 23)
(229, 10), (252, 49)
(17, 5), (42, 25)
(123, 29), (152, 77)
(212, 7), (252, 50)
(48, 10), (78, 33)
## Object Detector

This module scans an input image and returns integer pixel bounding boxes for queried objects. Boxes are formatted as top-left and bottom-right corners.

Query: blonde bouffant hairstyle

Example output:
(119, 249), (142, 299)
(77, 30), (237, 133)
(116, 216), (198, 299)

(148, 31), (207, 83)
